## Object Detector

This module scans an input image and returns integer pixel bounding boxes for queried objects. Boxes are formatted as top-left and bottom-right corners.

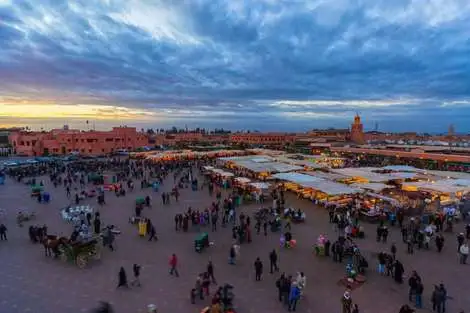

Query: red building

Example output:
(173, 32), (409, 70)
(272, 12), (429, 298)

(229, 132), (297, 145)
(9, 127), (149, 156)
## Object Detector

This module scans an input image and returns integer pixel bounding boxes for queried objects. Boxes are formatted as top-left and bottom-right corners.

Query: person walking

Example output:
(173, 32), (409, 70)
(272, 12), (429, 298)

(415, 279), (423, 308)
(207, 261), (216, 284)
(288, 282), (300, 312)
(169, 253), (179, 277)
(117, 267), (129, 288)
(459, 242), (468, 264)
(131, 263), (141, 287)
(148, 224), (158, 241)
(0, 224), (7, 240)
(254, 257), (263, 281)
(269, 249), (279, 273)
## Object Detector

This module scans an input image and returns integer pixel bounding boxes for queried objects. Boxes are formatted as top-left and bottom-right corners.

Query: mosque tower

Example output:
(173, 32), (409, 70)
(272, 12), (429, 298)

(350, 113), (365, 144)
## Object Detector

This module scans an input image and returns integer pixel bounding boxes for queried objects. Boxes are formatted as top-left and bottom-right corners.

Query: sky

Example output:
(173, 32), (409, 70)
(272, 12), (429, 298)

(1, 0), (470, 133)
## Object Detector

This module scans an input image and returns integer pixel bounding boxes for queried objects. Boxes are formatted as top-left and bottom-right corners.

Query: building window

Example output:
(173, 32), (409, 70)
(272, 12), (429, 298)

(81, 149), (85, 153)
(87, 139), (94, 143)
(89, 149), (92, 153)
(105, 138), (113, 142)
(102, 149), (105, 152)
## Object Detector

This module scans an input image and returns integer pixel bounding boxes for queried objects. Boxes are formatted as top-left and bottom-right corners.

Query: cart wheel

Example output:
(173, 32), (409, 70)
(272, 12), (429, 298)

(76, 253), (88, 269)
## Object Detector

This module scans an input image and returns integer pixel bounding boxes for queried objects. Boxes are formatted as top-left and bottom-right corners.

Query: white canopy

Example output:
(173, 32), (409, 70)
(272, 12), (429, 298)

(402, 180), (470, 194)
(302, 171), (346, 181)
(365, 192), (400, 205)
(422, 170), (470, 180)
(235, 177), (251, 184)
(331, 168), (394, 182)
(382, 165), (421, 172)
(249, 182), (271, 189)
(220, 172), (234, 177)
(233, 160), (303, 173)
(203, 166), (214, 171)
(301, 180), (361, 196)
(351, 182), (395, 192)
(272, 172), (321, 184)
(211, 169), (226, 174)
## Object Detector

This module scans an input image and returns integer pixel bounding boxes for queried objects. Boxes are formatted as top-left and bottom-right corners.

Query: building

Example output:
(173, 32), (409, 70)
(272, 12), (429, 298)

(350, 114), (365, 144)
(229, 132), (297, 145)
(9, 127), (149, 156)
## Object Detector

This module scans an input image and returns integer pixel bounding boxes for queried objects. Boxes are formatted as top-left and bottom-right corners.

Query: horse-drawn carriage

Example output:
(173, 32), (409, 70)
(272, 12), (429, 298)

(58, 236), (102, 269)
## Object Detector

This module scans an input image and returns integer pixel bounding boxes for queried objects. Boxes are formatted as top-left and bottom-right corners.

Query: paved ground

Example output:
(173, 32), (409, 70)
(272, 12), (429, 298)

(0, 172), (469, 313)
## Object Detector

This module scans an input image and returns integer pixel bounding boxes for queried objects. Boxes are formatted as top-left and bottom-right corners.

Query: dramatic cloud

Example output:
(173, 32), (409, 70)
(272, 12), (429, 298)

(0, 0), (469, 132)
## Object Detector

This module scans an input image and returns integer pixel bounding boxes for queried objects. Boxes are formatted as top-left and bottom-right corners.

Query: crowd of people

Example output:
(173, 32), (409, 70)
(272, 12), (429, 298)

(1, 155), (469, 313)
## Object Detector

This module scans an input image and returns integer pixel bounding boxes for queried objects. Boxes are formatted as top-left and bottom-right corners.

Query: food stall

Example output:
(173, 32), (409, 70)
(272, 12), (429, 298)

(402, 179), (470, 213)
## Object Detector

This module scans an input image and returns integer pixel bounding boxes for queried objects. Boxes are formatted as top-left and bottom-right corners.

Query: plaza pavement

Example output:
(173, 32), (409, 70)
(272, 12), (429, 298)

(0, 173), (468, 313)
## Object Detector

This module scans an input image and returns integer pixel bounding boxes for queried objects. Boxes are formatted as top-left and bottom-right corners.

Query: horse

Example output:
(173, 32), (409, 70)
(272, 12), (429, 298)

(42, 235), (69, 258)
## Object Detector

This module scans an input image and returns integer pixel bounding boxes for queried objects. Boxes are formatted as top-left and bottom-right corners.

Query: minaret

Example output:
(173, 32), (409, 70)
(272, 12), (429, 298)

(448, 124), (455, 137)
(351, 113), (365, 144)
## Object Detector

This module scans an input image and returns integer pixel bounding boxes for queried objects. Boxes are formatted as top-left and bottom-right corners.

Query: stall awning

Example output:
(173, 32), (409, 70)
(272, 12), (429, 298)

(220, 172), (234, 177)
(235, 177), (251, 184)
(331, 168), (401, 182)
(272, 172), (322, 184)
(301, 180), (361, 196)
(351, 182), (395, 192)
(382, 165), (423, 172)
(365, 192), (400, 205)
(203, 166), (214, 171)
(249, 182), (271, 189)
(232, 160), (303, 173)
(402, 180), (470, 194)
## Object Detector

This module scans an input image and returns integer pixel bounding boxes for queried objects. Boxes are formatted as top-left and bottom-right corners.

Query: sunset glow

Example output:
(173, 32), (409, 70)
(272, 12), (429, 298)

(0, 104), (156, 120)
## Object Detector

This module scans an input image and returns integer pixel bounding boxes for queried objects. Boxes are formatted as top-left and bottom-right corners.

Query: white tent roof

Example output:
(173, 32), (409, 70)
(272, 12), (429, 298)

(403, 180), (470, 194)
(382, 165), (421, 172)
(220, 172), (234, 177)
(233, 160), (302, 173)
(272, 172), (321, 184)
(421, 170), (470, 180)
(211, 169), (226, 174)
(235, 177), (251, 184)
(331, 168), (394, 182)
(351, 182), (395, 192)
(203, 166), (214, 170)
(301, 180), (361, 195)
(302, 171), (346, 181)
(249, 182), (271, 189)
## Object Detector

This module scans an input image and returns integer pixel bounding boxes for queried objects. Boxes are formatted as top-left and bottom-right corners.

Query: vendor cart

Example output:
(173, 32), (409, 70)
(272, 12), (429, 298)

(138, 219), (147, 236)
(31, 185), (43, 197)
(58, 236), (102, 269)
(136, 197), (145, 205)
(195, 232), (209, 253)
